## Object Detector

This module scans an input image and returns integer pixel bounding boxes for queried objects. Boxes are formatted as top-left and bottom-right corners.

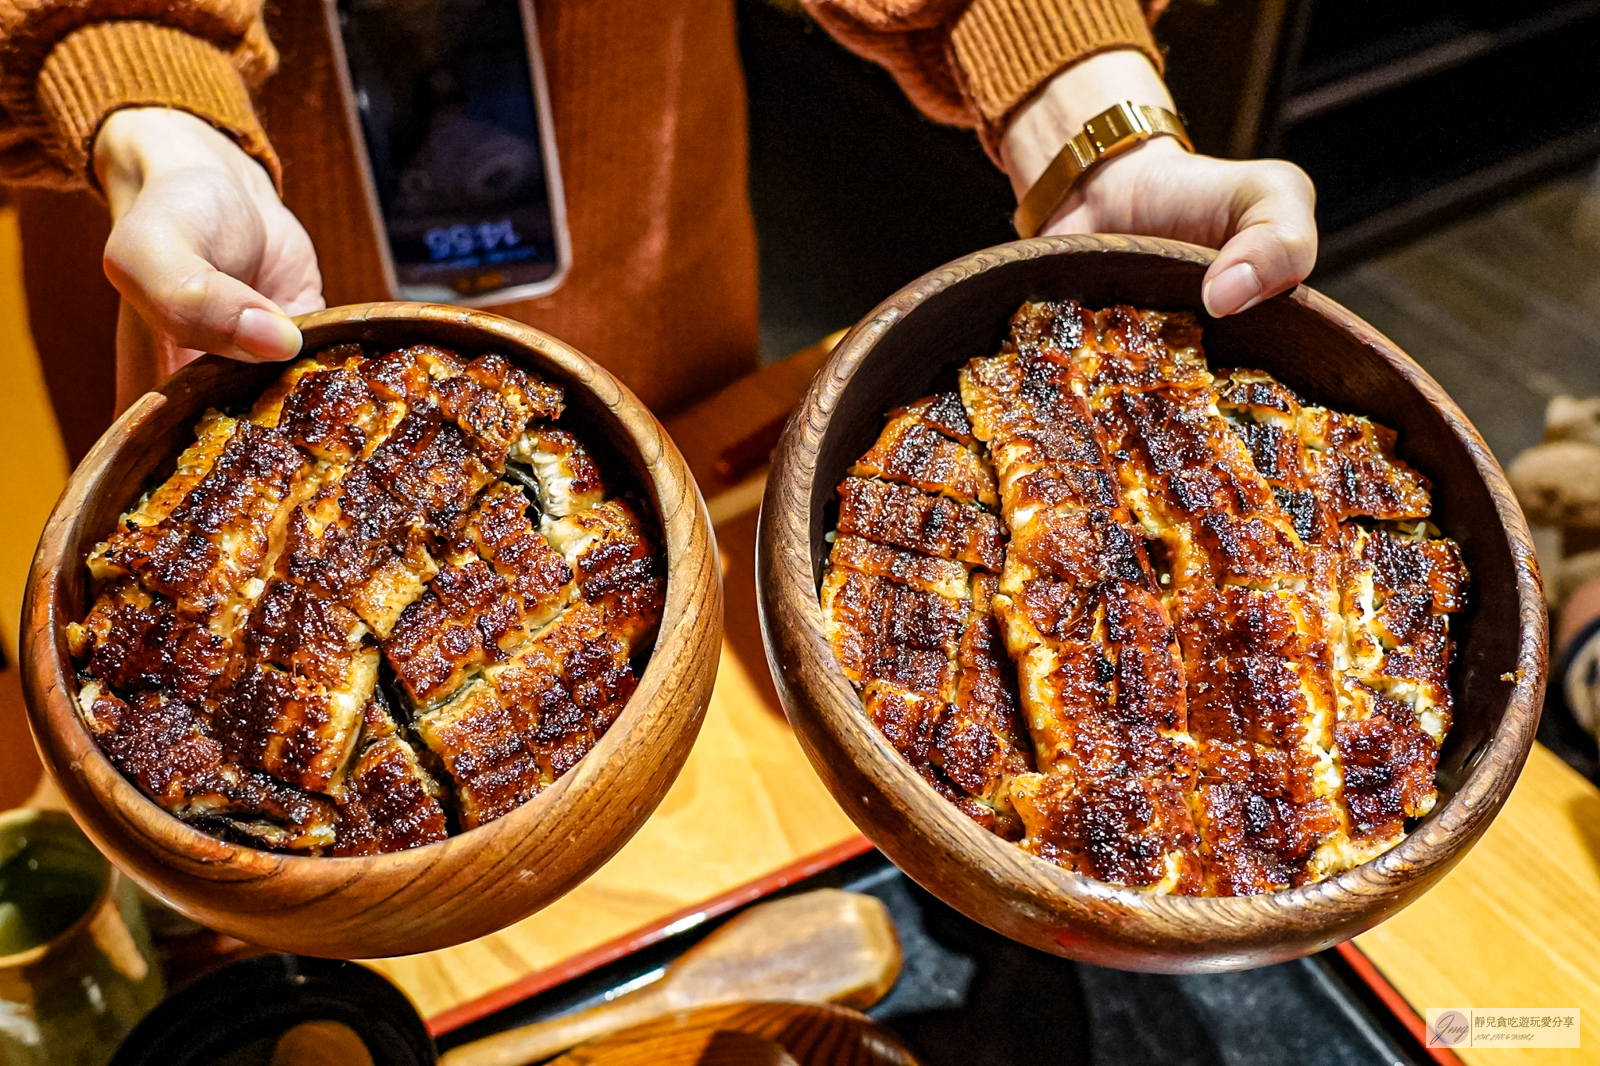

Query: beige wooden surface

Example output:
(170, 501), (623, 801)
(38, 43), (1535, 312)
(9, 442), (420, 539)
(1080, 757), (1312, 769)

(365, 639), (861, 1020)
(1356, 742), (1600, 1064)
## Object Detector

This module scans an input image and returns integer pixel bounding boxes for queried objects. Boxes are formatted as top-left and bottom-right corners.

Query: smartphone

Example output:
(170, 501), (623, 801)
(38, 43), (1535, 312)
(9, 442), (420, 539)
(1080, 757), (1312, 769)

(325, 0), (571, 305)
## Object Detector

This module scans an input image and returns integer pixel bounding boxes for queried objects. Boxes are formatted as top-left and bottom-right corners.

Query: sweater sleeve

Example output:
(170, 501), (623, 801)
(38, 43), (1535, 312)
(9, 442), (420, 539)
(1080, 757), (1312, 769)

(804, 0), (1165, 158)
(0, 0), (279, 191)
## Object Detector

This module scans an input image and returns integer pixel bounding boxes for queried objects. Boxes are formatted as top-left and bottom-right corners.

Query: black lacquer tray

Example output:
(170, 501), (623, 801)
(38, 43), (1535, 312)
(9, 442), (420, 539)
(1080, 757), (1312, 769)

(436, 849), (1438, 1066)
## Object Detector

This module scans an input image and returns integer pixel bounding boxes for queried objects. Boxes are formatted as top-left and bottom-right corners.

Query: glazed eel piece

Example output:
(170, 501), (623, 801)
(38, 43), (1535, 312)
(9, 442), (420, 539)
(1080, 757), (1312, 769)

(958, 308), (1204, 891)
(329, 344), (662, 838)
(71, 395), (344, 851)
(1023, 299), (1461, 893)
(821, 393), (1033, 838)
(379, 381), (663, 830)
(67, 343), (477, 851)
(1070, 305), (1351, 894)
(1218, 369), (1463, 855)
(825, 298), (1466, 896)
(69, 339), (664, 854)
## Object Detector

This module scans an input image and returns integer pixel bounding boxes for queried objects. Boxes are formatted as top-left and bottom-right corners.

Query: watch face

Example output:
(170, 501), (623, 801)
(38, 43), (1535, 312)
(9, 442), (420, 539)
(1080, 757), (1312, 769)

(1082, 101), (1144, 154)
(335, 0), (568, 302)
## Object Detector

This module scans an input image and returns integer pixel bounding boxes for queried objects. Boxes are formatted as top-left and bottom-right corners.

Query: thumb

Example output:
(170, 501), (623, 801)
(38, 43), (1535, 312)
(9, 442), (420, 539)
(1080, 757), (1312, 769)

(1201, 160), (1318, 317)
(104, 216), (303, 364)
(114, 299), (162, 414)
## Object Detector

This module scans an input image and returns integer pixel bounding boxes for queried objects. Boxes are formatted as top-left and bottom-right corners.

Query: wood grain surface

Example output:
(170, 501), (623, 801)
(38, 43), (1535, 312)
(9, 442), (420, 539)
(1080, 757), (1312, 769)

(555, 1029), (799, 1066)
(548, 1003), (921, 1066)
(19, 303), (723, 958)
(756, 234), (1547, 972)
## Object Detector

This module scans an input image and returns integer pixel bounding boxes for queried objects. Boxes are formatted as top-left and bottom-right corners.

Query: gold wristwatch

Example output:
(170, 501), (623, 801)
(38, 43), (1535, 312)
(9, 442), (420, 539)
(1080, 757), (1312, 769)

(1012, 101), (1193, 239)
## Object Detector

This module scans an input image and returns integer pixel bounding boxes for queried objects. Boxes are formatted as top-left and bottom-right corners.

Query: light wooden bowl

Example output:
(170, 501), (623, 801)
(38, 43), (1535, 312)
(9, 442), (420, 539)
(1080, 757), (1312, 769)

(22, 302), (722, 958)
(757, 235), (1546, 972)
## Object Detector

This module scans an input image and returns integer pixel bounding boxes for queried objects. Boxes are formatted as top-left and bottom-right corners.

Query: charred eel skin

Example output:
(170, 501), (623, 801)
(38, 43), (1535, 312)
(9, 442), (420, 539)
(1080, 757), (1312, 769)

(68, 343), (665, 855)
(822, 300), (1465, 897)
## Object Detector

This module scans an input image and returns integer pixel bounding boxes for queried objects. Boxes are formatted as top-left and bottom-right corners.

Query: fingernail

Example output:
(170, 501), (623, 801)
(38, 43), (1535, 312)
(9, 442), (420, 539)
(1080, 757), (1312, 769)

(1203, 263), (1263, 317)
(234, 307), (302, 361)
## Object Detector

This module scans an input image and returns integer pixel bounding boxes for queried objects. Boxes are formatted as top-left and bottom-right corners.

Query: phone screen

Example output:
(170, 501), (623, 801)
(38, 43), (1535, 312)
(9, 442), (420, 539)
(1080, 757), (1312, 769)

(331, 0), (569, 303)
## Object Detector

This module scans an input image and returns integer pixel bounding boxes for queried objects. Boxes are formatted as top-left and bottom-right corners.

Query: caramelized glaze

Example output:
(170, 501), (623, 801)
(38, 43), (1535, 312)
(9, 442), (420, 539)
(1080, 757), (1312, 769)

(823, 300), (1465, 895)
(69, 344), (664, 854)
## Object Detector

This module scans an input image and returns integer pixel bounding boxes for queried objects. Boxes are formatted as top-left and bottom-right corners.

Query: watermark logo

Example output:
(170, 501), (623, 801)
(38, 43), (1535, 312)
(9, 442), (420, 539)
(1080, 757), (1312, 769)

(1426, 1008), (1580, 1049)
(1428, 1010), (1469, 1047)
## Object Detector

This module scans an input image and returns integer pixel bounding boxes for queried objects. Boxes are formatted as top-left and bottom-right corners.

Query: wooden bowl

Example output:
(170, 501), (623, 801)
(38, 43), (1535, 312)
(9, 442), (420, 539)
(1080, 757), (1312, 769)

(22, 302), (722, 958)
(756, 235), (1546, 972)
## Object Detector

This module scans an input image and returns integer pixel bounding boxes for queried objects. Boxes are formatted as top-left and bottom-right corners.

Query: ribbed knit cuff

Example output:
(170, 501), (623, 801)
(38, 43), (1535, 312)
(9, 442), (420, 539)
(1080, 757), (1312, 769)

(37, 21), (281, 193)
(950, 0), (1163, 140)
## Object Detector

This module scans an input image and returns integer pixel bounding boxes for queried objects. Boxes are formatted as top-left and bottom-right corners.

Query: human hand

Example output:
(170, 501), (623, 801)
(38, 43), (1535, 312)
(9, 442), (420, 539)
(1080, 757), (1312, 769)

(94, 108), (323, 405)
(1003, 52), (1317, 318)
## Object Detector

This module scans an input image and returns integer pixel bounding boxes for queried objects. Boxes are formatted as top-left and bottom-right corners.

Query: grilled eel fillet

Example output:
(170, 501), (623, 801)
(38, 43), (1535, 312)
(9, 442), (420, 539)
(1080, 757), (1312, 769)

(825, 300), (1465, 896)
(1075, 307), (1352, 895)
(822, 394), (1032, 838)
(959, 315), (1203, 891)
(68, 342), (663, 854)
(1217, 369), (1461, 848)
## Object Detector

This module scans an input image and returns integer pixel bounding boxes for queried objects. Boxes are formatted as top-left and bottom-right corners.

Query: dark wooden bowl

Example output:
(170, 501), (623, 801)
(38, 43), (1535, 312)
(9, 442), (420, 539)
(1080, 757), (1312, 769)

(22, 303), (723, 959)
(756, 235), (1546, 972)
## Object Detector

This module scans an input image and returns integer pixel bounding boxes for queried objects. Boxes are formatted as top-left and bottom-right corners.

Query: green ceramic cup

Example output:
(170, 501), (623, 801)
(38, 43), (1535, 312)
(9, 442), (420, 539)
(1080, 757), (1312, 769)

(0, 809), (161, 1065)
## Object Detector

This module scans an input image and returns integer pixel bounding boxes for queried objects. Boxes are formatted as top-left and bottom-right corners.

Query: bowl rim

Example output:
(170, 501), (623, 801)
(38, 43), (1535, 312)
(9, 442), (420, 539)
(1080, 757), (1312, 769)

(23, 301), (716, 879)
(760, 234), (1546, 939)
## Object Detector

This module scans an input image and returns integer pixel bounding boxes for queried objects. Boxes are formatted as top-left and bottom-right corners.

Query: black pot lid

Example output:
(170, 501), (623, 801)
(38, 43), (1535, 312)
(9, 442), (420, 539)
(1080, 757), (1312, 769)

(112, 954), (436, 1066)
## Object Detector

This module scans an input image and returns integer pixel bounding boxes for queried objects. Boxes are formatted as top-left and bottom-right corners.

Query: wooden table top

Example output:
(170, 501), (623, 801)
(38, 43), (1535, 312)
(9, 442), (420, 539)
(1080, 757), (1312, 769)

(1355, 741), (1600, 1065)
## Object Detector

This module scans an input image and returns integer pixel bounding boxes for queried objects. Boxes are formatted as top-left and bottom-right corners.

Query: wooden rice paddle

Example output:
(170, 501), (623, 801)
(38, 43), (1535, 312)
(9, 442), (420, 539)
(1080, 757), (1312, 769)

(548, 1003), (921, 1066)
(439, 890), (902, 1066)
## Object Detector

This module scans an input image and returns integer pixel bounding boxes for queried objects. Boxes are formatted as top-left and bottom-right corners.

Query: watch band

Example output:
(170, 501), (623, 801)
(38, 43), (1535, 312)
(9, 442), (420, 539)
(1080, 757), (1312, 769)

(1012, 101), (1193, 240)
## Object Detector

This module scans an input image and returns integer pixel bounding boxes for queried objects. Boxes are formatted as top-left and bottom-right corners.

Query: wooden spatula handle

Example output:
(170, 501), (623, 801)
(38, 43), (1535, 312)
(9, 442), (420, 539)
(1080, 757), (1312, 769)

(438, 986), (669, 1066)
(439, 890), (901, 1066)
